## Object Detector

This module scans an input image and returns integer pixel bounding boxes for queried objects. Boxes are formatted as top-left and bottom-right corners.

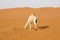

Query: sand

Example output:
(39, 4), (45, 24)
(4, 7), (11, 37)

(0, 8), (60, 40)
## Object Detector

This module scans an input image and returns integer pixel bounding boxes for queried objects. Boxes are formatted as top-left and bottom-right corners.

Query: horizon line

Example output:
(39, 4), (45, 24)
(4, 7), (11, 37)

(0, 6), (60, 10)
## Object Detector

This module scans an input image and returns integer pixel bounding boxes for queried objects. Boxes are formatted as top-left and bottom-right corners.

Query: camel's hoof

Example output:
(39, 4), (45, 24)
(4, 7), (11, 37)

(35, 29), (37, 31)
(29, 29), (31, 30)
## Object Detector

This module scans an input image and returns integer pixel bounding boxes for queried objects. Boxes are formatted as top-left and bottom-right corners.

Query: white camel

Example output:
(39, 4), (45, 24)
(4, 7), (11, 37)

(24, 13), (38, 30)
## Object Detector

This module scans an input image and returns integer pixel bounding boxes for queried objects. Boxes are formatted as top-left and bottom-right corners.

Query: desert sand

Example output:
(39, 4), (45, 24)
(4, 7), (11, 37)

(0, 7), (60, 40)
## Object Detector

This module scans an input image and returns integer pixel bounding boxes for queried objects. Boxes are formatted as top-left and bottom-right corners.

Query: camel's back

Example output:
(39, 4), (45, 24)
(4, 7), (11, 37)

(28, 14), (37, 22)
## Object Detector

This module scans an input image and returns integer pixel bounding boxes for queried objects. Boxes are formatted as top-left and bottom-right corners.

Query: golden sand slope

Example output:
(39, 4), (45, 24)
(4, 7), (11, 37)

(0, 8), (60, 40)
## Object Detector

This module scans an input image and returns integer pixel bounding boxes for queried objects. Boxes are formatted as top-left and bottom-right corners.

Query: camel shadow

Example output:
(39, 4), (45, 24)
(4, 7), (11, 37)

(35, 25), (49, 31)
(38, 25), (49, 30)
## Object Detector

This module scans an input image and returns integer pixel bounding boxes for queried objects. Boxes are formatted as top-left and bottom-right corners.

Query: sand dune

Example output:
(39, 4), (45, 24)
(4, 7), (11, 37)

(0, 8), (60, 40)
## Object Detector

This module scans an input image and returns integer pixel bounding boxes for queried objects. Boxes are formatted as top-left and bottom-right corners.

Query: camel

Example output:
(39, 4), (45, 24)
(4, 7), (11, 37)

(24, 13), (38, 30)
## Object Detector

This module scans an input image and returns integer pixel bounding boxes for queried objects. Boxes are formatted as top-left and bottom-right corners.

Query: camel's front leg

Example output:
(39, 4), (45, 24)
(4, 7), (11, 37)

(29, 22), (32, 30)
(34, 20), (38, 30)
(24, 22), (28, 29)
